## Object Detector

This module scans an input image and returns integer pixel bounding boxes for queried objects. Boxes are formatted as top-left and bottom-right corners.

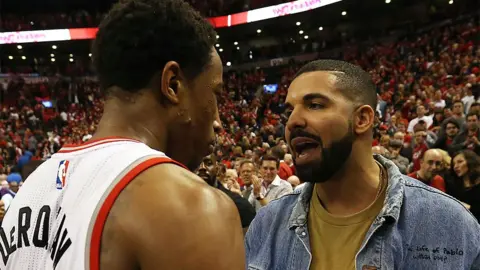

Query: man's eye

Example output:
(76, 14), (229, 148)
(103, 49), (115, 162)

(308, 103), (325, 110)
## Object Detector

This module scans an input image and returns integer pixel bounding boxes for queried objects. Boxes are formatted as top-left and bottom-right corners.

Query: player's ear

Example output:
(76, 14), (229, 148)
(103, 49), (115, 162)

(160, 61), (183, 105)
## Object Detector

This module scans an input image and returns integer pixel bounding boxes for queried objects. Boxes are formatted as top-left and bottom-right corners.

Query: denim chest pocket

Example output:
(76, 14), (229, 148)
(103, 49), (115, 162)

(248, 264), (265, 270)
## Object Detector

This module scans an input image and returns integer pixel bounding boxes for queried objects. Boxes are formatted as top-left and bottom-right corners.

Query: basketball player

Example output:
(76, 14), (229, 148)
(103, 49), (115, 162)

(245, 60), (480, 269)
(0, 0), (245, 269)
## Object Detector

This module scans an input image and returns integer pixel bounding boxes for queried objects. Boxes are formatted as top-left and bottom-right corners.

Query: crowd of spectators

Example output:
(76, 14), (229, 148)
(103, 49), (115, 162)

(0, 14), (479, 222)
(0, 0), (291, 31)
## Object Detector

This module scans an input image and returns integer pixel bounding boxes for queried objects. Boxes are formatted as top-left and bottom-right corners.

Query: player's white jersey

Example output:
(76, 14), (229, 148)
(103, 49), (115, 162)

(0, 137), (185, 270)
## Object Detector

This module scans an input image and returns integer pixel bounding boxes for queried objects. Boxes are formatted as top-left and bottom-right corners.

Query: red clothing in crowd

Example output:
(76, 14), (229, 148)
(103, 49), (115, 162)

(278, 162), (293, 180)
(407, 172), (446, 192)
(412, 143), (428, 172)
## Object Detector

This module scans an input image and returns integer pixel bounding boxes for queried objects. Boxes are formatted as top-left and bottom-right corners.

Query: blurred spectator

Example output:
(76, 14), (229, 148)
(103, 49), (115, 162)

(239, 159), (256, 199)
(387, 140), (409, 174)
(248, 155), (292, 211)
(447, 150), (480, 222)
(408, 149), (447, 192)
(411, 124), (430, 172)
(196, 155), (256, 231)
(450, 112), (480, 155)
(433, 118), (460, 151)
(270, 146), (293, 180)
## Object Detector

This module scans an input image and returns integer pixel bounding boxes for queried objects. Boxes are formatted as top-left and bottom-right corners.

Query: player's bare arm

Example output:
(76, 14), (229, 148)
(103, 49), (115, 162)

(100, 163), (246, 270)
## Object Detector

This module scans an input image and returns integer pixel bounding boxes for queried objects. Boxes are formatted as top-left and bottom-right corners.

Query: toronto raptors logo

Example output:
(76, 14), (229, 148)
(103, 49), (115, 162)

(56, 160), (70, 190)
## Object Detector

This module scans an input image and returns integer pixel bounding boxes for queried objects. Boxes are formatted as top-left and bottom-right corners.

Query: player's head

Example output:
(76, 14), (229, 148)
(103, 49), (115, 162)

(92, 0), (221, 170)
(285, 60), (377, 183)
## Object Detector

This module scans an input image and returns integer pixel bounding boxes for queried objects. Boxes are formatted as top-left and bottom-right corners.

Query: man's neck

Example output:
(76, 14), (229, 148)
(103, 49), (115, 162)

(417, 115), (424, 119)
(315, 153), (381, 216)
(91, 99), (167, 151)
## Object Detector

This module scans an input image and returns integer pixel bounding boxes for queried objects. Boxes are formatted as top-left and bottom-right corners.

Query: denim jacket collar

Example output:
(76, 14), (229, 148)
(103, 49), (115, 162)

(288, 155), (405, 230)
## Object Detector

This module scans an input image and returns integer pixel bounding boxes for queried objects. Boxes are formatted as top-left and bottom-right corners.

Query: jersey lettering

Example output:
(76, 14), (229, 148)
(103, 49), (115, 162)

(17, 207), (32, 248)
(0, 205), (72, 268)
(33, 205), (51, 249)
(50, 213), (72, 269)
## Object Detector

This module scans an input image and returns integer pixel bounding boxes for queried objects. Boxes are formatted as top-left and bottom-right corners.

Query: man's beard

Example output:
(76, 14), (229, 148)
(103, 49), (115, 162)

(292, 123), (355, 183)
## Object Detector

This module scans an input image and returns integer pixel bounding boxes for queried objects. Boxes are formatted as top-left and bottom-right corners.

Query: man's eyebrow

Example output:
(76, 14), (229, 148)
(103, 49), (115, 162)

(303, 93), (330, 102)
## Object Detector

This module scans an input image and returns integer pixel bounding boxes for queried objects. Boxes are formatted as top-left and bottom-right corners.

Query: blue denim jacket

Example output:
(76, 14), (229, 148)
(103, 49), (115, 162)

(245, 155), (480, 270)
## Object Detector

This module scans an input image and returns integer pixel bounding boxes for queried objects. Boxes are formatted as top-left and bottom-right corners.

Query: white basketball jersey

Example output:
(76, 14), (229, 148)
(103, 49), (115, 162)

(0, 137), (185, 270)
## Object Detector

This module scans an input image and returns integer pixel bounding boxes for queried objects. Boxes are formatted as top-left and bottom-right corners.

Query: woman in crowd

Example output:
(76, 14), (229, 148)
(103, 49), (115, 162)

(447, 150), (480, 222)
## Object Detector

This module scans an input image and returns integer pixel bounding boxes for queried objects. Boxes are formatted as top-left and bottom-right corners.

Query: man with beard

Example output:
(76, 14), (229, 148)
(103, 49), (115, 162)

(245, 60), (480, 270)
(450, 112), (480, 155)
(197, 156), (256, 234)
(432, 118), (460, 151)
(408, 149), (446, 192)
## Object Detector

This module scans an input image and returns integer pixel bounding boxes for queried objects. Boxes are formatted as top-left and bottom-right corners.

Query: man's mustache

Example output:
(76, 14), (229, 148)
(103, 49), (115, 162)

(289, 128), (323, 145)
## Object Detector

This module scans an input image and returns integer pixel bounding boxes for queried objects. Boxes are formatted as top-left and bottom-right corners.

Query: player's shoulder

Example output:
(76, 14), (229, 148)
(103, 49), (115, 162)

(126, 164), (237, 215)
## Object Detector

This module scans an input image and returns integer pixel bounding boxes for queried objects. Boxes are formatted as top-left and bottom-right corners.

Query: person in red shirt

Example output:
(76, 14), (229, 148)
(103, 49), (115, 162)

(270, 146), (293, 180)
(408, 149), (446, 192)
(411, 123), (429, 172)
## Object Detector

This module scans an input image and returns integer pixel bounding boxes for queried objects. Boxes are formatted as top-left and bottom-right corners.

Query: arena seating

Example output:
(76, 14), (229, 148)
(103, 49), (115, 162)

(0, 3), (478, 221)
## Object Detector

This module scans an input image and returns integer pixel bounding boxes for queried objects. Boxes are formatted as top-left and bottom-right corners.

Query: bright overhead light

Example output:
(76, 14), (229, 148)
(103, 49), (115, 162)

(385, 0), (391, 3)
(51, 58), (55, 62)
(219, 48), (223, 52)
(237, 47), (240, 50)
(341, 11), (347, 16)
(304, 35), (309, 39)
(52, 45), (57, 49)
(69, 54), (73, 57)
(89, 53), (92, 57)
(215, 44), (220, 48)
(17, 45), (22, 50)
(296, 22), (301, 26)
(30, 21), (34, 25)
(257, 29), (262, 33)
(448, 0), (453, 3)
(319, 26), (324, 31)
(69, 58), (74, 62)
(249, 55), (253, 59)
(50, 53), (54, 57)
(8, 56), (13, 60)
(21, 56), (26, 60)
(216, 35), (220, 39)
(234, 41), (238, 45)
(226, 62), (231, 67)
(299, 30), (304, 34)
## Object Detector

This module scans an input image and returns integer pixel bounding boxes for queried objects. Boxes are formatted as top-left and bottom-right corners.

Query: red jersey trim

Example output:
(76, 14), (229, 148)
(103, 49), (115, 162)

(58, 136), (141, 153)
(89, 157), (188, 270)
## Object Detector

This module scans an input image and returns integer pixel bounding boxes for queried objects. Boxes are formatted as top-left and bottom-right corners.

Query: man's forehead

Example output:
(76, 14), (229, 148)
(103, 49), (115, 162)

(287, 71), (342, 101)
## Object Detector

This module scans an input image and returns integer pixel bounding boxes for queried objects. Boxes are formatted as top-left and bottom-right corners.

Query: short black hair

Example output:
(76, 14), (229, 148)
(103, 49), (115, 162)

(270, 145), (286, 161)
(261, 154), (280, 169)
(294, 59), (377, 109)
(467, 111), (479, 119)
(92, 0), (216, 93)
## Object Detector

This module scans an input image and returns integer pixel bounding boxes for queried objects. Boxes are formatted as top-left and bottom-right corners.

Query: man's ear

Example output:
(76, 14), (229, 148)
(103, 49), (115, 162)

(354, 105), (375, 135)
(160, 61), (184, 105)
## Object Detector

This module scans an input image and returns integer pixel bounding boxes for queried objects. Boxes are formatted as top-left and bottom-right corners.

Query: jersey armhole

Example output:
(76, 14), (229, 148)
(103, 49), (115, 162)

(86, 156), (187, 270)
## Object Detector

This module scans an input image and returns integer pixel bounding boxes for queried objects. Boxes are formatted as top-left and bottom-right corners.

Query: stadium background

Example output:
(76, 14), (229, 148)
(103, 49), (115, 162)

(0, 0), (479, 220)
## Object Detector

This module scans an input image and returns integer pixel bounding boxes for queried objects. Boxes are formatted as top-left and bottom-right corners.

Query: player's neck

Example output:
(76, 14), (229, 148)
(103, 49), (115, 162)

(92, 98), (168, 152)
(315, 150), (381, 216)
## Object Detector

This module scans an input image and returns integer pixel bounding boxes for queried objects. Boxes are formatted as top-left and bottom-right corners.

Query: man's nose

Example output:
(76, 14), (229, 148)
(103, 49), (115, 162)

(214, 110), (223, 133)
(286, 108), (306, 133)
